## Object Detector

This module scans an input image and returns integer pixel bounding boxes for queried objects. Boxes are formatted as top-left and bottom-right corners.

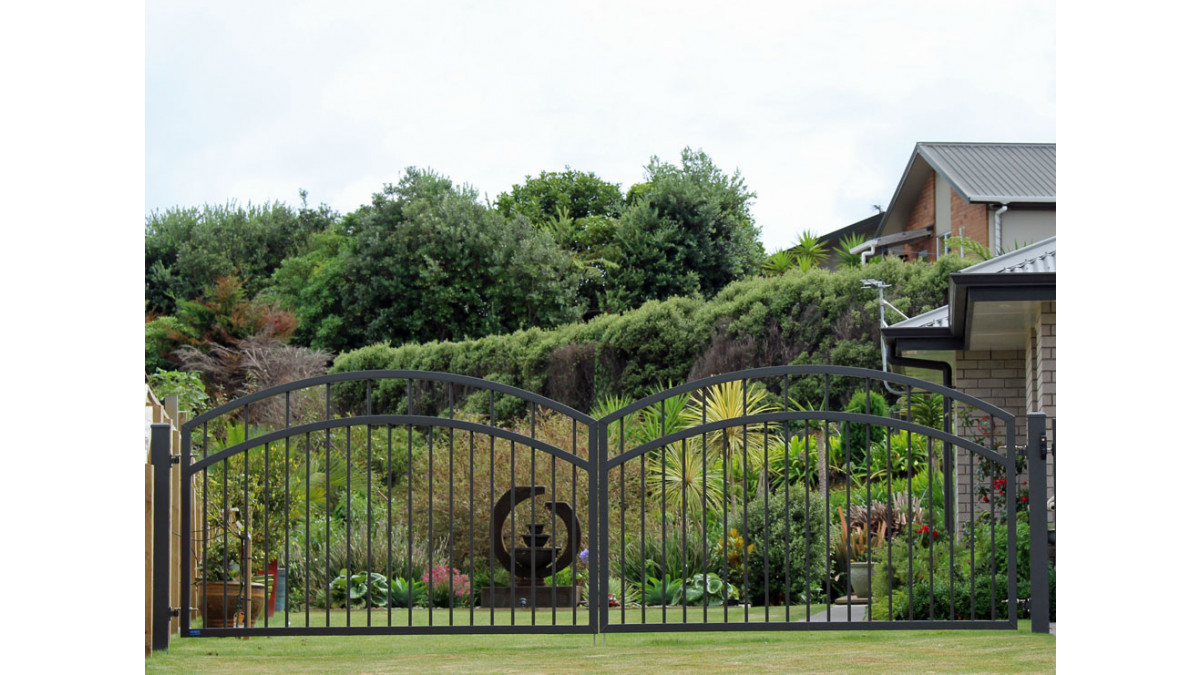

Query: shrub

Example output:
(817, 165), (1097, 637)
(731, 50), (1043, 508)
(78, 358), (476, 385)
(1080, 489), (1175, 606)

(389, 577), (427, 608)
(841, 390), (889, 468)
(870, 512), (1055, 621)
(422, 564), (473, 608)
(740, 486), (830, 606)
(329, 569), (389, 608)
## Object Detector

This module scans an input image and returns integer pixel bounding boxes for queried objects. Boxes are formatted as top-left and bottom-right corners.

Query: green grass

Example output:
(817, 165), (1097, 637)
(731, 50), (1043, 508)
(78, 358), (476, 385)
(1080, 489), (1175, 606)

(151, 608), (1054, 673)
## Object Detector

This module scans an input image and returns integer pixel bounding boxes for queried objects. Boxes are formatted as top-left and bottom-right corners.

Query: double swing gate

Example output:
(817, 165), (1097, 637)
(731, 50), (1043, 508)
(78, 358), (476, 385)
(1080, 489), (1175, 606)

(150, 366), (1052, 650)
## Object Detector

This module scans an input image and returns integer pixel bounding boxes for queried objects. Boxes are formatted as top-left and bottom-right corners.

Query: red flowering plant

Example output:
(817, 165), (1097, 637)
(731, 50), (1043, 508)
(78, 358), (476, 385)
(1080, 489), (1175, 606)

(957, 410), (1030, 518)
(914, 524), (940, 547)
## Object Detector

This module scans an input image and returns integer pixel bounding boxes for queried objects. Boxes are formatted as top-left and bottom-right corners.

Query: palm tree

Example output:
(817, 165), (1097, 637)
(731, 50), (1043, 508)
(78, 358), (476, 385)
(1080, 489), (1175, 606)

(833, 233), (866, 268)
(794, 230), (829, 269)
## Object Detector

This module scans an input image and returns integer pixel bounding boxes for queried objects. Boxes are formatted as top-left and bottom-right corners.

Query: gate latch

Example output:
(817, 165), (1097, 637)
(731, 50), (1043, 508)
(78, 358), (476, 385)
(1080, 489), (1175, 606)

(1038, 433), (1048, 460)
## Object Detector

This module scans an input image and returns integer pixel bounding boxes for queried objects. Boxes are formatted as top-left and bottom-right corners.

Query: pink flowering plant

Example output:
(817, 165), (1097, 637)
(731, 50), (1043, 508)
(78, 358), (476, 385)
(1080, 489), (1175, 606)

(422, 563), (473, 608)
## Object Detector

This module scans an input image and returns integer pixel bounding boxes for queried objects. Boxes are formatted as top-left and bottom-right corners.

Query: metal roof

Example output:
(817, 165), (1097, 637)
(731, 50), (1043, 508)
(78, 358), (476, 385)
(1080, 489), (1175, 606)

(917, 142), (1056, 204)
(886, 236), (1056, 330)
(890, 305), (949, 329)
(959, 236), (1056, 274)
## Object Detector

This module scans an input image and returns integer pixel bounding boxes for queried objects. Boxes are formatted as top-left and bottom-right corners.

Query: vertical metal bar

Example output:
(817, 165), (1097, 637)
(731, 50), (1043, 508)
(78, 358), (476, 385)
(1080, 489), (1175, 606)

(428, 429), (434, 627)
(783, 375), (790, 622)
(1006, 420), (1019, 626)
(741, 381), (749, 624)
(572, 419), (579, 626)
(968, 434), (975, 620)
(906, 419), (914, 621)
(469, 429), (476, 627)
(202, 423), (210, 629)
(325, 386), (331, 627)
(551, 435), (558, 625)
(179, 428), (193, 639)
(530, 403), (537, 624)
(860, 378), (870, 621)
(284, 393), (291, 630)
(151, 423), (172, 651)
(345, 426), (351, 627)
(885, 409), (894, 621)
(387, 425), (393, 627)
(804, 410), (811, 621)
(823, 374), (832, 621)
(943, 392), (954, 535)
(264, 441), (271, 629)
(223, 454), (231, 630)
(408, 381), (415, 626)
(509, 439), (516, 625)
(721, 423), (729, 624)
(761, 418), (769, 623)
(489, 401), (496, 626)
(449, 426), (455, 627)
(242, 432), (250, 629)
(592, 418), (604, 635)
(661, 399), (667, 624)
(619, 418), (626, 625)
(304, 432), (311, 628)
(702, 394), (709, 622)
(366, 426), (373, 627)
(927, 435), (935, 620)
(641, 432), (647, 626)
(681, 433), (687, 625)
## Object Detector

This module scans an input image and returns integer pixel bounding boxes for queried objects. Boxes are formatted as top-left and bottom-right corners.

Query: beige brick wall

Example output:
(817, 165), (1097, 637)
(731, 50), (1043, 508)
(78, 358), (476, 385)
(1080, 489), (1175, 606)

(1035, 302), (1056, 528)
(954, 349), (1027, 532)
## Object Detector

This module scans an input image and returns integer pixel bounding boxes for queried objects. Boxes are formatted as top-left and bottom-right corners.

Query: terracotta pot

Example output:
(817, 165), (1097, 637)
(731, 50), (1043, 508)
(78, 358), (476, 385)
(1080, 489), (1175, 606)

(197, 581), (267, 627)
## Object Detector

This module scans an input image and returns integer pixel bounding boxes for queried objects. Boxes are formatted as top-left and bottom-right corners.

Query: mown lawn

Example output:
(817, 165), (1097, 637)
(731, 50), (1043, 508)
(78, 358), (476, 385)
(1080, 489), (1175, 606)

(148, 607), (1054, 673)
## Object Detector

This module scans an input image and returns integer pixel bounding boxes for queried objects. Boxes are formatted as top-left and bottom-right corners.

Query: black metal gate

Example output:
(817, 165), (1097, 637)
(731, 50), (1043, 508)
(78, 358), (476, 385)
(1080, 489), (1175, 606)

(150, 367), (1051, 648)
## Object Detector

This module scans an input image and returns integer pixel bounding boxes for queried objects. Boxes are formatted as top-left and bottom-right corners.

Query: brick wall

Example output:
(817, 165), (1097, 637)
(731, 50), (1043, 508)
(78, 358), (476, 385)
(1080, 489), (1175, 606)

(902, 173), (937, 259)
(949, 189), (989, 250)
(953, 349), (1028, 531)
(896, 171), (990, 259)
(1031, 302), (1056, 528)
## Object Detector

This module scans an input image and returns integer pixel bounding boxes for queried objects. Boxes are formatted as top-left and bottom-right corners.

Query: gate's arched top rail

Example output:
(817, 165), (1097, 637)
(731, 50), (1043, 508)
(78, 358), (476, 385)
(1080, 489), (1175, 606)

(597, 365), (1016, 426)
(604, 410), (1012, 470)
(187, 414), (590, 473)
(182, 369), (595, 433)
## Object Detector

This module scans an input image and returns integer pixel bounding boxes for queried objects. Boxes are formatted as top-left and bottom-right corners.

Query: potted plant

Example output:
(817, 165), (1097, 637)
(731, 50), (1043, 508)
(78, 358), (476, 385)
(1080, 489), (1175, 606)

(836, 508), (888, 600)
(196, 509), (266, 627)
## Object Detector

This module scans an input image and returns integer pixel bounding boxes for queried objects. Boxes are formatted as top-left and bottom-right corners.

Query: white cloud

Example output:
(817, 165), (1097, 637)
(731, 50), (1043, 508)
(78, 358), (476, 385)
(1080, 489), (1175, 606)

(147, 0), (1055, 250)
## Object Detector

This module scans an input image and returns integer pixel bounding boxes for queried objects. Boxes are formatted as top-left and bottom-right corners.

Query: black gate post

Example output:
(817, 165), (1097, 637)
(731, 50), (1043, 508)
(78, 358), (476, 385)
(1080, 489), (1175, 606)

(591, 420), (606, 636)
(1026, 412), (1050, 634)
(151, 423), (173, 651)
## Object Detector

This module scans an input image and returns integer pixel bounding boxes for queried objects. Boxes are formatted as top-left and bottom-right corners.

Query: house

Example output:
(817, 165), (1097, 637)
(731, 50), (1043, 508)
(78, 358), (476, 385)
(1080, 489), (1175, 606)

(857, 142), (1055, 262)
(881, 236), (1056, 528)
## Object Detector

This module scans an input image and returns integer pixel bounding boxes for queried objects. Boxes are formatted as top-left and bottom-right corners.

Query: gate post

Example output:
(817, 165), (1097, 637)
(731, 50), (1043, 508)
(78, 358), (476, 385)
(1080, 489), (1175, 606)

(591, 420), (607, 636)
(151, 423), (173, 651)
(1026, 412), (1050, 634)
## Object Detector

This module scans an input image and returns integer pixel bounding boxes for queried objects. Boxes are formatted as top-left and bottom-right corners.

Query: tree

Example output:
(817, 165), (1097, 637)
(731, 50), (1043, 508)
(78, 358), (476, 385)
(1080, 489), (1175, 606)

(604, 148), (763, 309)
(144, 193), (338, 315)
(274, 168), (586, 352)
(494, 168), (623, 226)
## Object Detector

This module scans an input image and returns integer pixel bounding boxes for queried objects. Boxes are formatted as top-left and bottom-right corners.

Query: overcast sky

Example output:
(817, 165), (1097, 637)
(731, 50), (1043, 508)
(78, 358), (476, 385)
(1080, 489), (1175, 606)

(146, 0), (1054, 252)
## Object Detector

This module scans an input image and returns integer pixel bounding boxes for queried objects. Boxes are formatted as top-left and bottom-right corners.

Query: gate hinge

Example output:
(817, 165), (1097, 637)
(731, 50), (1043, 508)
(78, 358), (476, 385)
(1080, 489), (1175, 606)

(170, 607), (181, 618)
(1038, 434), (1048, 460)
(170, 454), (181, 465)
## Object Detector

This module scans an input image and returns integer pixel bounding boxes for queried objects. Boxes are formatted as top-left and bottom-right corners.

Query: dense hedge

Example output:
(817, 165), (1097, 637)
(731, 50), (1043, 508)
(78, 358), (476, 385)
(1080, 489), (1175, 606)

(331, 255), (971, 418)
